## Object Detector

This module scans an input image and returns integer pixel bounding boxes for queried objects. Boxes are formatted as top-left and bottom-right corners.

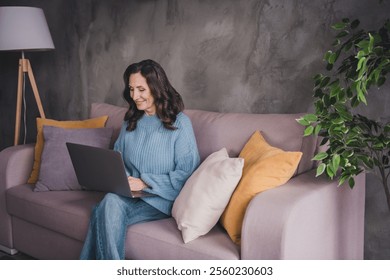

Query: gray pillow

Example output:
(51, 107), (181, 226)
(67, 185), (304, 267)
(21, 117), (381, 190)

(34, 126), (113, 191)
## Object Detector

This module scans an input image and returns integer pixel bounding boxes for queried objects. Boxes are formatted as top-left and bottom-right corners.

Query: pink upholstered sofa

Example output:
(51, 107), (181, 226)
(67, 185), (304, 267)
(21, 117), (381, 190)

(0, 103), (366, 259)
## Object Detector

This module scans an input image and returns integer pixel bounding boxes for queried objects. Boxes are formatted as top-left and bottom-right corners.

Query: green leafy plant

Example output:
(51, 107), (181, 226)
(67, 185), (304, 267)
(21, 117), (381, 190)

(297, 18), (390, 210)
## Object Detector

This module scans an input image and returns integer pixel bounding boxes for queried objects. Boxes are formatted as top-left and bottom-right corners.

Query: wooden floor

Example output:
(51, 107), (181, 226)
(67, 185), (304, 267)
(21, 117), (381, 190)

(0, 251), (35, 260)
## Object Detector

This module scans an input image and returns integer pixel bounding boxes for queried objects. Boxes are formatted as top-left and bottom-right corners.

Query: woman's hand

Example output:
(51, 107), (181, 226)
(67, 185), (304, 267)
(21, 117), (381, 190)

(127, 176), (147, 191)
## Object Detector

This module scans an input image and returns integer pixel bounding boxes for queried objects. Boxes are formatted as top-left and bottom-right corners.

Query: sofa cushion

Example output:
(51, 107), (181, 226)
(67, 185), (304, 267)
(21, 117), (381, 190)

(35, 126), (113, 192)
(7, 185), (239, 260)
(6, 184), (104, 242)
(172, 148), (243, 243)
(126, 218), (240, 260)
(27, 116), (109, 184)
(220, 131), (302, 244)
(184, 109), (314, 175)
(90, 103), (128, 147)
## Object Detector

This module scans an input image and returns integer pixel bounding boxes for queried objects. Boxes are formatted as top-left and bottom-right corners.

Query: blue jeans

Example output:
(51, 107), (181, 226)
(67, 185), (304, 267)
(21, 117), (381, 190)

(79, 193), (169, 260)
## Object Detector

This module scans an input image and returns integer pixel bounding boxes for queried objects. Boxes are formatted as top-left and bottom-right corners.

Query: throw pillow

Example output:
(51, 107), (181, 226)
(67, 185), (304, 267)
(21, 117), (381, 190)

(34, 126), (113, 192)
(220, 131), (303, 245)
(27, 116), (108, 184)
(172, 148), (244, 243)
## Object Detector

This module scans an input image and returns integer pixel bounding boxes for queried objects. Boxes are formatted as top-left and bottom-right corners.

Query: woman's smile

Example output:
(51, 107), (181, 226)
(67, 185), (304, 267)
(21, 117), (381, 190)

(129, 72), (156, 116)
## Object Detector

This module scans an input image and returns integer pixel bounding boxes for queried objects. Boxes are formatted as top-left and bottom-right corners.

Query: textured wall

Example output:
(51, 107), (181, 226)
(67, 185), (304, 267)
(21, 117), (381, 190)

(1, 0), (390, 145)
(0, 0), (390, 258)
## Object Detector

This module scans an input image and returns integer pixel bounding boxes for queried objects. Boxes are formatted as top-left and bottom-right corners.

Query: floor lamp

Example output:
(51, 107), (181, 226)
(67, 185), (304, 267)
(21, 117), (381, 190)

(0, 6), (55, 145)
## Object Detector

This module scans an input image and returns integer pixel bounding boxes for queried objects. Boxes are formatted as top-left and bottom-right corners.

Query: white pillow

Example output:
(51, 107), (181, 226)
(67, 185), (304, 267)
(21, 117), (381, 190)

(172, 148), (244, 243)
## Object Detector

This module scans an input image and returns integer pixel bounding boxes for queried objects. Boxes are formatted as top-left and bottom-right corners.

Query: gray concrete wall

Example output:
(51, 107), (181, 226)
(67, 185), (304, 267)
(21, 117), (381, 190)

(0, 0), (389, 259)
(1, 0), (390, 145)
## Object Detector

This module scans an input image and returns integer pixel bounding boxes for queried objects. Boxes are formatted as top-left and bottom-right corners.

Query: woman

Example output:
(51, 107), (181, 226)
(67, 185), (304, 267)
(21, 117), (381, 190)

(80, 59), (200, 259)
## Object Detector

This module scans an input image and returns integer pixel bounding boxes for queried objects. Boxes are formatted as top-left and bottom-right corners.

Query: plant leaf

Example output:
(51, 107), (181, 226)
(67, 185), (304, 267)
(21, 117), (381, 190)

(348, 177), (355, 189)
(304, 126), (314, 136)
(326, 164), (335, 179)
(356, 57), (366, 71)
(368, 33), (375, 52)
(332, 22), (347, 30)
(351, 19), (360, 29)
(320, 76), (331, 87)
(316, 163), (326, 177)
(324, 50), (332, 62)
(312, 152), (328, 161)
(357, 89), (367, 105)
(329, 52), (338, 64)
(343, 41), (353, 51)
(384, 124), (390, 133)
(336, 30), (349, 38)
(332, 39), (341, 47)
(332, 154), (341, 173)
(296, 117), (309, 126)
(338, 174), (350, 186)
(314, 124), (322, 135)
(303, 114), (318, 123)
(356, 50), (366, 59)
(356, 40), (369, 50)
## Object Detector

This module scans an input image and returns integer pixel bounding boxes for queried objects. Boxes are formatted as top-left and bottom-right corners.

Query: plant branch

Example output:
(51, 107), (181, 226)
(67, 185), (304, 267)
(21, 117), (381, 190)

(299, 17), (390, 210)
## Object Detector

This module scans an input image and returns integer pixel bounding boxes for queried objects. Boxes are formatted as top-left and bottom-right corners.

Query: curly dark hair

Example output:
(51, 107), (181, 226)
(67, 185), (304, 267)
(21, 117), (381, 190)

(122, 59), (184, 131)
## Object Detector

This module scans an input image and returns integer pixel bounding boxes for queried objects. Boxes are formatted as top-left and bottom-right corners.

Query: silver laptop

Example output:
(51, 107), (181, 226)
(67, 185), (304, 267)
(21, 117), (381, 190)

(66, 142), (155, 198)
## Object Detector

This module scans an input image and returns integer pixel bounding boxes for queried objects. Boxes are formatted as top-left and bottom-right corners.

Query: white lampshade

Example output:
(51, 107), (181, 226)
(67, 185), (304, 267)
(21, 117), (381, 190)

(0, 6), (55, 51)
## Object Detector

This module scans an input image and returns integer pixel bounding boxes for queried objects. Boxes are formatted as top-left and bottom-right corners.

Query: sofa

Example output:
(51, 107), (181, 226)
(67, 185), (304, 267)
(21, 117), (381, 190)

(0, 102), (366, 260)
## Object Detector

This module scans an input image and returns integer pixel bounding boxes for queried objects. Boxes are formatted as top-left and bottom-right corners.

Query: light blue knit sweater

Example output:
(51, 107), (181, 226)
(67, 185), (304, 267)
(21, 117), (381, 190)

(113, 112), (200, 215)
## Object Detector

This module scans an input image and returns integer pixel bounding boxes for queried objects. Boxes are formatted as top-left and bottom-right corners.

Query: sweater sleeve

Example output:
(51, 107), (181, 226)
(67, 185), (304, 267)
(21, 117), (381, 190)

(140, 118), (200, 201)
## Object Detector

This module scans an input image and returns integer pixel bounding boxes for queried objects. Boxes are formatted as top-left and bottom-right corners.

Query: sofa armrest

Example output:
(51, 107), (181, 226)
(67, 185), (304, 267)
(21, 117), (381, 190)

(0, 144), (35, 189)
(240, 169), (365, 260)
(0, 144), (34, 252)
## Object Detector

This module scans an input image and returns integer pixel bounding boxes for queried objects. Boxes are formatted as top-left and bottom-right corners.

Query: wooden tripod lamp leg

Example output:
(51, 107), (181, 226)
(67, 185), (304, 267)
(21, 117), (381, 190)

(13, 58), (46, 146)
(14, 59), (24, 146)
(26, 60), (46, 119)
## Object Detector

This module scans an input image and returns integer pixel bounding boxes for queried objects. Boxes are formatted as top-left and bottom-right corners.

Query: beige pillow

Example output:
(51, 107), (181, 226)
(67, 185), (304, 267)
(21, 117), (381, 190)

(220, 131), (302, 245)
(27, 116), (108, 184)
(172, 148), (244, 243)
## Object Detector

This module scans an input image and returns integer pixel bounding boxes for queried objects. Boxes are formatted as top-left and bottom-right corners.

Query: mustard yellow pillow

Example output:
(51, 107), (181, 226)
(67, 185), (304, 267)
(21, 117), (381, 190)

(27, 116), (109, 184)
(220, 131), (302, 245)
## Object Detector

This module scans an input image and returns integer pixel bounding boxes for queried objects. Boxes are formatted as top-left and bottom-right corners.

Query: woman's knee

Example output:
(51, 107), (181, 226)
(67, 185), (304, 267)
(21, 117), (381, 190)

(97, 193), (126, 215)
(101, 192), (120, 204)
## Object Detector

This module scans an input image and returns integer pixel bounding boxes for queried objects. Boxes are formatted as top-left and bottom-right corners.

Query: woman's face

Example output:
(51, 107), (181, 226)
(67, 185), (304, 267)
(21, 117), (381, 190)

(129, 72), (156, 116)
